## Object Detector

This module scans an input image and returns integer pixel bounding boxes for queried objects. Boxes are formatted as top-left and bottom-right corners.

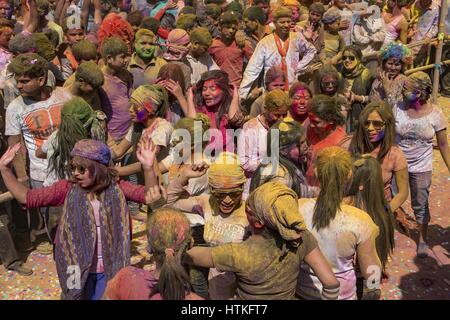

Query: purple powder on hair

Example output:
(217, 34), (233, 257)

(136, 109), (148, 123)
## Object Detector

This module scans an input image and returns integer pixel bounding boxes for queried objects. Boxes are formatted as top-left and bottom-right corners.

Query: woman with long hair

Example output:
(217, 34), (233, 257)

(345, 155), (396, 270)
(102, 208), (203, 300)
(349, 102), (411, 231)
(341, 45), (375, 133)
(394, 71), (450, 258)
(370, 43), (413, 107)
(297, 147), (381, 300)
(0, 138), (157, 299)
(36, 97), (107, 187)
(156, 62), (195, 125)
(190, 70), (246, 153)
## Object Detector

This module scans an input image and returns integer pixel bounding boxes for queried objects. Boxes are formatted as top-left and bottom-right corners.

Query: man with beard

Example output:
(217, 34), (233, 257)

(242, 6), (268, 50)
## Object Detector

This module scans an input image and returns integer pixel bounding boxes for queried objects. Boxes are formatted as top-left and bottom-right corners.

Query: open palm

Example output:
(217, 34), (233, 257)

(0, 143), (21, 169)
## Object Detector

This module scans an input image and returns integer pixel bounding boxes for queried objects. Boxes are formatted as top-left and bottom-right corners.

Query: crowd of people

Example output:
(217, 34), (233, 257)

(0, 0), (448, 300)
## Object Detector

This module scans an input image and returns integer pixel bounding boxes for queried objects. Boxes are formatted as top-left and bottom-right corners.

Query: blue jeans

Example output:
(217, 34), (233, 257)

(409, 171), (432, 225)
(85, 273), (107, 300)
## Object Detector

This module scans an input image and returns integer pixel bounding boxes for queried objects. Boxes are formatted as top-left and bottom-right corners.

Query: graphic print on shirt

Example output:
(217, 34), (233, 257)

(21, 103), (63, 149)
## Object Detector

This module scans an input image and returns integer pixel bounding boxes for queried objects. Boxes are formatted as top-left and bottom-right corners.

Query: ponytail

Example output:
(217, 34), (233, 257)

(313, 147), (352, 230)
(157, 246), (192, 300)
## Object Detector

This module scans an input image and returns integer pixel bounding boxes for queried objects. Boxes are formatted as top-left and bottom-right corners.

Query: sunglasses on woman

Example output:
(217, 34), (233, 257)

(364, 120), (385, 130)
(69, 163), (87, 175)
(343, 55), (356, 61)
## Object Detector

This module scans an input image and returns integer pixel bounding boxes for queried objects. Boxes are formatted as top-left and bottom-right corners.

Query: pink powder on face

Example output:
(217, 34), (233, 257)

(203, 79), (224, 107)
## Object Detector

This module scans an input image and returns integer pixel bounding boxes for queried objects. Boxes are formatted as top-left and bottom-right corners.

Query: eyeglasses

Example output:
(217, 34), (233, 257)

(211, 188), (243, 200)
(343, 55), (356, 61)
(364, 120), (385, 130)
(69, 163), (87, 175)
(322, 81), (337, 87)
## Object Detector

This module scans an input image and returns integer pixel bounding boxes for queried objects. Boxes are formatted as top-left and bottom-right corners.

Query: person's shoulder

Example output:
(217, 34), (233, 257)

(341, 204), (377, 227)
(116, 266), (156, 281)
(6, 95), (26, 112)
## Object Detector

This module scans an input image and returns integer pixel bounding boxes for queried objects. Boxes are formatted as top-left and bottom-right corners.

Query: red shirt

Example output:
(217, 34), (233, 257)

(208, 38), (254, 87)
(306, 126), (347, 186)
(104, 266), (204, 300)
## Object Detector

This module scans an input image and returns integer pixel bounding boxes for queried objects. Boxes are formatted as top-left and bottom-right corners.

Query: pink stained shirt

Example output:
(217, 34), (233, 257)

(208, 38), (254, 87)
(104, 266), (204, 300)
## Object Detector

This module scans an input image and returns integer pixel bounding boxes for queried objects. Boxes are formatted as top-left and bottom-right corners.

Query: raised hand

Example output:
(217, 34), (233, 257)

(136, 136), (157, 170)
(181, 162), (209, 179)
(0, 143), (21, 170)
(160, 79), (183, 98)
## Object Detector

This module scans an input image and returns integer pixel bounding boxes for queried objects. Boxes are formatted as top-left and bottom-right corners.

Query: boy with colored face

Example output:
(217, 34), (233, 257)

(208, 12), (253, 87)
(185, 27), (220, 86)
(128, 29), (167, 89)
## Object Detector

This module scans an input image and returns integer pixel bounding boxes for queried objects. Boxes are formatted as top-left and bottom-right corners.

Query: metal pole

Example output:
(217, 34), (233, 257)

(431, 0), (449, 103)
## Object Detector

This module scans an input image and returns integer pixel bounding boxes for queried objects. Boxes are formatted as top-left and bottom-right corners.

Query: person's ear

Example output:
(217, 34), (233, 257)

(253, 220), (264, 229)
(38, 76), (46, 87)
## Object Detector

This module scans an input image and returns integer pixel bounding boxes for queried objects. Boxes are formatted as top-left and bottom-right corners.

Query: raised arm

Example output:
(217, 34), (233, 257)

(23, 0), (38, 34)
(0, 144), (30, 205)
(159, 79), (195, 118)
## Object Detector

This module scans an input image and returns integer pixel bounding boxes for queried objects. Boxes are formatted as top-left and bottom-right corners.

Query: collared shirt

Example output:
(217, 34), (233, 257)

(208, 38), (254, 87)
(128, 53), (167, 89)
(185, 53), (220, 86)
(239, 32), (316, 99)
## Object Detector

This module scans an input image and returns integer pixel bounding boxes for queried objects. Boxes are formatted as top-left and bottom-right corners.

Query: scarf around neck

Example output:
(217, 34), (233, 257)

(342, 62), (365, 79)
(274, 32), (290, 91)
(55, 183), (130, 300)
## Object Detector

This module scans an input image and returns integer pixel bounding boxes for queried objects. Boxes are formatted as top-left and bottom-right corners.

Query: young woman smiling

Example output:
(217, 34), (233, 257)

(349, 102), (411, 231)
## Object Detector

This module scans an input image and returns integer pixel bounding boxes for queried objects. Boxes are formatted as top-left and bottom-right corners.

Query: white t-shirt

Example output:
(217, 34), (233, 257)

(41, 130), (60, 187)
(393, 103), (447, 173)
(5, 87), (72, 181)
(297, 198), (378, 300)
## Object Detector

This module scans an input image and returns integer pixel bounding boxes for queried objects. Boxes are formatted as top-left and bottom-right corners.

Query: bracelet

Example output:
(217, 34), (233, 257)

(142, 165), (153, 171)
